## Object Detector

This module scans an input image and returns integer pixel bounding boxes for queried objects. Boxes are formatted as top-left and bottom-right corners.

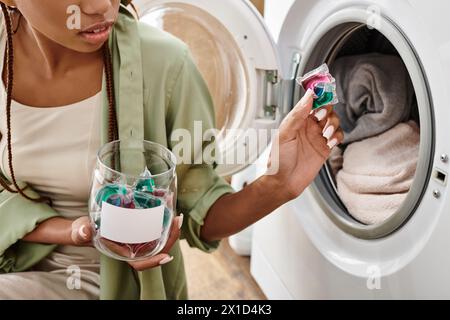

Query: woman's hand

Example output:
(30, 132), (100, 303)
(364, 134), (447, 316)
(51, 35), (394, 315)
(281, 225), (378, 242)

(127, 214), (184, 271)
(71, 216), (94, 246)
(201, 90), (343, 242)
(267, 89), (344, 200)
(23, 216), (94, 246)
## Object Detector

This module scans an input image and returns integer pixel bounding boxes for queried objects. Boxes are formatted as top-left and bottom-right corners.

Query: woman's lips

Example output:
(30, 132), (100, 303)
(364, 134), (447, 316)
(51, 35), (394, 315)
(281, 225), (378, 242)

(79, 21), (114, 45)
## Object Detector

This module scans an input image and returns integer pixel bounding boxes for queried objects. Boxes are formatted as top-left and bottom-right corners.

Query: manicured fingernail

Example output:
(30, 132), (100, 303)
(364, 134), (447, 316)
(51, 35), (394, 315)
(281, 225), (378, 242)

(323, 126), (335, 140)
(327, 138), (338, 149)
(314, 109), (327, 122)
(159, 256), (174, 265)
(178, 214), (184, 230)
(79, 225), (88, 239)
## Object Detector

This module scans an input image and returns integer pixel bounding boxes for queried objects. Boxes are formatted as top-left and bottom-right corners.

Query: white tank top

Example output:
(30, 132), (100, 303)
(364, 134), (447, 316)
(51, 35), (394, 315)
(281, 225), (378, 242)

(0, 93), (102, 219)
(0, 14), (104, 220)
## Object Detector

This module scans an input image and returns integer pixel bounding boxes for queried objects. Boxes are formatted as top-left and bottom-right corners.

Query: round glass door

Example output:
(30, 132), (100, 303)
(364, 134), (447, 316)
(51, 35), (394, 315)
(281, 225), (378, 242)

(140, 3), (248, 131)
(298, 22), (434, 239)
(135, 0), (281, 177)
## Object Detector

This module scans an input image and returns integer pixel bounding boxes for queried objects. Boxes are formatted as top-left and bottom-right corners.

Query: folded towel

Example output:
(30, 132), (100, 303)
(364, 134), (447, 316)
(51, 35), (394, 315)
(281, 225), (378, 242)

(332, 53), (414, 145)
(336, 121), (420, 225)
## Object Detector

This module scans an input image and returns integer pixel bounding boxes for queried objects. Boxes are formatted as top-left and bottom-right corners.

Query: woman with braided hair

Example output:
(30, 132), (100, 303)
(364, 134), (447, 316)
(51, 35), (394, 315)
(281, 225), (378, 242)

(0, 0), (342, 299)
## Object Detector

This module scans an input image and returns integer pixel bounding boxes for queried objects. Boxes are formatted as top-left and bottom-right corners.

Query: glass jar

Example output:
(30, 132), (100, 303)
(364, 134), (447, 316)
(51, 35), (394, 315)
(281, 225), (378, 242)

(89, 140), (177, 261)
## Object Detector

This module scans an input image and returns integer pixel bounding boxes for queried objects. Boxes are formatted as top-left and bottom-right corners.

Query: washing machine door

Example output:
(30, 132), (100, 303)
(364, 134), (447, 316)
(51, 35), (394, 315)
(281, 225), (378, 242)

(133, 0), (293, 177)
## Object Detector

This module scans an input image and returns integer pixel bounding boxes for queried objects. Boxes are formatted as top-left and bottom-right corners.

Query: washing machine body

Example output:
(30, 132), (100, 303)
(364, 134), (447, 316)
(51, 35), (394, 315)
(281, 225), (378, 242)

(132, 0), (450, 299)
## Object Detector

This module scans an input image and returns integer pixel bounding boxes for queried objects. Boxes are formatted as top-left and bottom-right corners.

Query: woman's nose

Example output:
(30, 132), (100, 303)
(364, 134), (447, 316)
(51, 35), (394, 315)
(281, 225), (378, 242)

(80, 0), (113, 16)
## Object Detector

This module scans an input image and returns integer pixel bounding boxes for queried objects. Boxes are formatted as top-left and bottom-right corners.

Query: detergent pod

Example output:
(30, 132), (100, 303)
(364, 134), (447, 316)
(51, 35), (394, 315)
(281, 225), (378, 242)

(312, 81), (339, 110)
(297, 63), (339, 110)
(133, 191), (162, 209)
(95, 184), (134, 208)
(135, 166), (156, 193)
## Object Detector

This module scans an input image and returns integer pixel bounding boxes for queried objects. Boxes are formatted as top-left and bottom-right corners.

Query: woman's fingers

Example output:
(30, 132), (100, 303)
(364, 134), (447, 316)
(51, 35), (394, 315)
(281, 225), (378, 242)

(305, 109), (343, 152)
(305, 118), (331, 156)
(327, 128), (344, 149)
(291, 89), (314, 120)
(279, 89), (314, 142)
(71, 216), (94, 245)
(313, 105), (334, 128)
(321, 111), (341, 141)
(79, 224), (93, 245)
(128, 215), (183, 271)
(161, 215), (183, 254)
(100, 238), (131, 257)
(128, 253), (174, 271)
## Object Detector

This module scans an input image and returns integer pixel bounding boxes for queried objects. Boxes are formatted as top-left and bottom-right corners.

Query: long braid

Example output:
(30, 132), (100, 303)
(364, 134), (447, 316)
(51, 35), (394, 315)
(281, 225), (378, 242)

(0, 4), (118, 205)
(103, 44), (119, 172)
(1, 3), (50, 204)
(103, 44), (118, 142)
(0, 5), (16, 194)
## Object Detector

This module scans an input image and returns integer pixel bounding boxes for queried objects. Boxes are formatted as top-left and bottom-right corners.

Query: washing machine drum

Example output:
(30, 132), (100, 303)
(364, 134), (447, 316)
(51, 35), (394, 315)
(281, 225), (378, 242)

(303, 23), (435, 239)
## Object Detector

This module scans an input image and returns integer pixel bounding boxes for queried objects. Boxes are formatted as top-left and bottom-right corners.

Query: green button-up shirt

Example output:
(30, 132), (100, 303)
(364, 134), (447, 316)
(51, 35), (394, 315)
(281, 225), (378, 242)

(0, 6), (235, 300)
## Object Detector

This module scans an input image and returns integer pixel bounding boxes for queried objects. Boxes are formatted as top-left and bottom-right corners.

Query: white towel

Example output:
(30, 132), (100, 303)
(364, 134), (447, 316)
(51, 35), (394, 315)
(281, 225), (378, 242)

(336, 121), (420, 225)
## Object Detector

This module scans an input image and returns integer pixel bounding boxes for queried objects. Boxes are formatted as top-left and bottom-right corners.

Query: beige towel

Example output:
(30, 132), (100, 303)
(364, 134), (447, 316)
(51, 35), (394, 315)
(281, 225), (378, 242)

(336, 121), (420, 225)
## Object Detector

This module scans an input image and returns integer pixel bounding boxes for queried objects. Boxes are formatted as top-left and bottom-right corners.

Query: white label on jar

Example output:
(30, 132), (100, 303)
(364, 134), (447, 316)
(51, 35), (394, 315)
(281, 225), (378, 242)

(100, 201), (164, 244)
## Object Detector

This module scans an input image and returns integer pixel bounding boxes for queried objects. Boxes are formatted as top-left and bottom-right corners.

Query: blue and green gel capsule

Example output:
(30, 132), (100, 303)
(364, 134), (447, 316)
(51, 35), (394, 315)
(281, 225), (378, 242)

(135, 167), (156, 193)
(313, 82), (338, 110)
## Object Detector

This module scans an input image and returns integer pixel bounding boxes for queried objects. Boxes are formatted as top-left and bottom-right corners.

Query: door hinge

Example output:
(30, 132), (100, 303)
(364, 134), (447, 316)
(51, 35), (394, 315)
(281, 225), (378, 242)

(262, 52), (301, 120)
(263, 70), (279, 120)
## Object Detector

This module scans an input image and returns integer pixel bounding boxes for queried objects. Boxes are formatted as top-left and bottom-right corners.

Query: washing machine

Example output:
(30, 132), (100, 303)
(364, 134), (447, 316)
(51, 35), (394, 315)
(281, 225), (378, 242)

(133, 0), (450, 299)
(253, 0), (450, 299)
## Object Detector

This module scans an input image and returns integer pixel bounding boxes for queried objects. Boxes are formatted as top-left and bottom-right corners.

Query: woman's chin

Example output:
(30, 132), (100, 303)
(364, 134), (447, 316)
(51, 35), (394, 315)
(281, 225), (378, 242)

(66, 40), (108, 54)
(80, 42), (107, 53)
